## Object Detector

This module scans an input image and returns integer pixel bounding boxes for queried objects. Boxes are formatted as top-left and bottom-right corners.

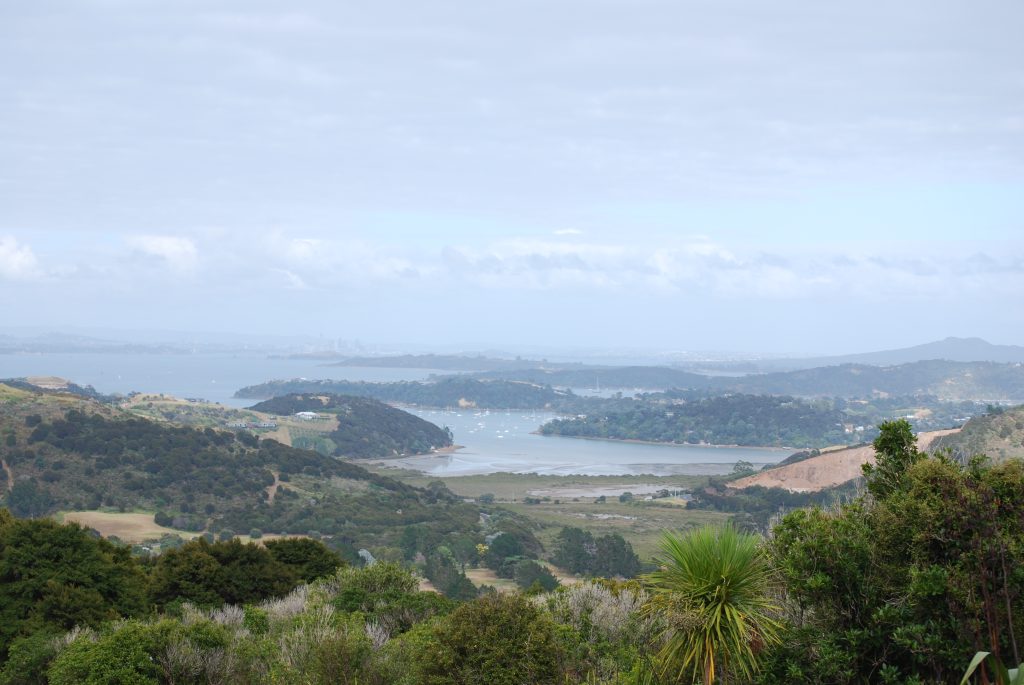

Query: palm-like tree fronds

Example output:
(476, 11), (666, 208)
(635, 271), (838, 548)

(645, 525), (781, 684)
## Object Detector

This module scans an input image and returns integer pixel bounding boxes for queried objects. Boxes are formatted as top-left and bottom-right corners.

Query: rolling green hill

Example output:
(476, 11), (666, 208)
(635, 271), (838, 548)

(0, 383), (477, 551)
(929, 405), (1024, 463)
(247, 393), (453, 458)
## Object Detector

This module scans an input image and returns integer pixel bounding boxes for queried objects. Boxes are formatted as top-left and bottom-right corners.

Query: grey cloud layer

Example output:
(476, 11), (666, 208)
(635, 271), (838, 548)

(6, 230), (1020, 298)
(1, 1), (1021, 349)
(2, 0), (1022, 227)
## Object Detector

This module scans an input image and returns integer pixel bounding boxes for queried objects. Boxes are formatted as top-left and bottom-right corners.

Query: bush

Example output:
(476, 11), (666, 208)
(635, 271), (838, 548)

(153, 511), (172, 527)
(48, 621), (161, 685)
(420, 593), (566, 684)
(265, 537), (344, 583)
(0, 630), (57, 685)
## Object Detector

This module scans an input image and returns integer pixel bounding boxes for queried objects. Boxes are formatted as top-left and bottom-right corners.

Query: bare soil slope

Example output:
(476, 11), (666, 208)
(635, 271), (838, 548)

(728, 429), (960, 493)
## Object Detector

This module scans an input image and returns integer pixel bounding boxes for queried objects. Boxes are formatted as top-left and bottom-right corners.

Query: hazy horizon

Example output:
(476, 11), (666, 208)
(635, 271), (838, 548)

(2, 1), (1021, 352)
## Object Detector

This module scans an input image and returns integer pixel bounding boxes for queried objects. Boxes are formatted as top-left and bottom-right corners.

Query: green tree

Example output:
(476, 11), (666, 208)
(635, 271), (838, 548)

(264, 537), (344, 583)
(765, 456), (1024, 684)
(862, 418), (921, 500)
(484, 532), (524, 570)
(646, 525), (781, 684)
(0, 513), (147, 661)
(593, 533), (641, 578)
(512, 560), (559, 592)
(4, 482), (53, 519)
(552, 527), (594, 574)
(148, 538), (297, 608)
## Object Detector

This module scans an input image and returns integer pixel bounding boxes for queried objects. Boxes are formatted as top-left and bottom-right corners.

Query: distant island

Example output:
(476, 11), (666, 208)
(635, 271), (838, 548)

(324, 353), (577, 372)
(237, 377), (576, 409)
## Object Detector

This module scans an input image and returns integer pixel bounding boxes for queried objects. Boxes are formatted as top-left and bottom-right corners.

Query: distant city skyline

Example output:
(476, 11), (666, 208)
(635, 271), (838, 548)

(2, 1), (1021, 353)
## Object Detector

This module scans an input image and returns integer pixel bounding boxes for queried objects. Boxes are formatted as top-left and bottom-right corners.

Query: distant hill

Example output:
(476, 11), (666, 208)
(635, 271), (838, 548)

(247, 393), (453, 458)
(539, 394), (853, 448)
(0, 383), (477, 550)
(929, 405), (1024, 463)
(713, 360), (1024, 401)
(727, 429), (960, 492)
(237, 377), (575, 409)
(465, 366), (711, 390)
(2, 377), (114, 402)
(771, 337), (1024, 370)
(457, 359), (1024, 401)
(325, 353), (574, 372)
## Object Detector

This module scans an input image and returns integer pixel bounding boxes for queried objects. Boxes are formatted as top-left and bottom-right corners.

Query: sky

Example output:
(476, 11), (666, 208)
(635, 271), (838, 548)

(1, 0), (1022, 354)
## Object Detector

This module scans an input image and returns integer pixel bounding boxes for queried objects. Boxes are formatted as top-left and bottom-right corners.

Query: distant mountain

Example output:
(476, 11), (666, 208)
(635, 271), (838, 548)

(773, 337), (1024, 370)
(713, 360), (1024, 401)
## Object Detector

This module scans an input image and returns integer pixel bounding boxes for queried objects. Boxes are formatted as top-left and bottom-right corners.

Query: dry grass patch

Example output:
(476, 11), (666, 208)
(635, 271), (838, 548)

(60, 511), (200, 543)
(464, 567), (519, 593)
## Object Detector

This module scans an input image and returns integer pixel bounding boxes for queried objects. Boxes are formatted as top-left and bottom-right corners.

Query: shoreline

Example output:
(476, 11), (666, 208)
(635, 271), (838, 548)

(365, 443), (465, 463)
(532, 432), (792, 452)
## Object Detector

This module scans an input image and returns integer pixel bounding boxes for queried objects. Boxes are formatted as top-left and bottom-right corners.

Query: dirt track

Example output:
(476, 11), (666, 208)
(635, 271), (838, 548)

(727, 429), (961, 493)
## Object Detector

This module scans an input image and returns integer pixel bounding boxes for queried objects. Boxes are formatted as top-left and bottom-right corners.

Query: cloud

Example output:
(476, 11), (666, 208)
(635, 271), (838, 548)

(126, 235), (199, 271)
(0, 236), (40, 280)
(433, 235), (1024, 302)
(273, 268), (309, 290)
(554, 228), (584, 236)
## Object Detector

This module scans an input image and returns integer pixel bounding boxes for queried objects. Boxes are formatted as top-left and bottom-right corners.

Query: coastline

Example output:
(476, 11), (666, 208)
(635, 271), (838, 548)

(366, 443), (464, 463)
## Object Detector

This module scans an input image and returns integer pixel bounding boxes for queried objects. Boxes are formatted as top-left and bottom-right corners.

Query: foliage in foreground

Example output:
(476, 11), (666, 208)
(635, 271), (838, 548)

(646, 525), (781, 685)
(0, 562), (660, 685)
(762, 420), (1024, 684)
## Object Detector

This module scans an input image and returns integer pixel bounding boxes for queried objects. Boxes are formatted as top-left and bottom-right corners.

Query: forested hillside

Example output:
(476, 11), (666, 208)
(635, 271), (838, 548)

(247, 393), (453, 458)
(0, 384), (475, 552)
(464, 365), (711, 389)
(3, 422), (1024, 684)
(540, 394), (852, 448)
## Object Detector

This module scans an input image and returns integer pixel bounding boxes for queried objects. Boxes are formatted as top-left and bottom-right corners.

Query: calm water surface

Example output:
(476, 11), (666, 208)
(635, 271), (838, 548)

(0, 352), (787, 475)
(401, 408), (786, 476)
(0, 352), (442, 408)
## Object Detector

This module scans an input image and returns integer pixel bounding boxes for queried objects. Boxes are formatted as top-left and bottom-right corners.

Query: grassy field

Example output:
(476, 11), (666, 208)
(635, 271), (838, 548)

(465, 567), (519, 592)
(370, 468), (725, 562)
(374, 469), (710, 501)
(122, 394), (340, 448)
(503, 499), (731, 561)
(59, 511), (201, 543)
(58, 510), (305, 547)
